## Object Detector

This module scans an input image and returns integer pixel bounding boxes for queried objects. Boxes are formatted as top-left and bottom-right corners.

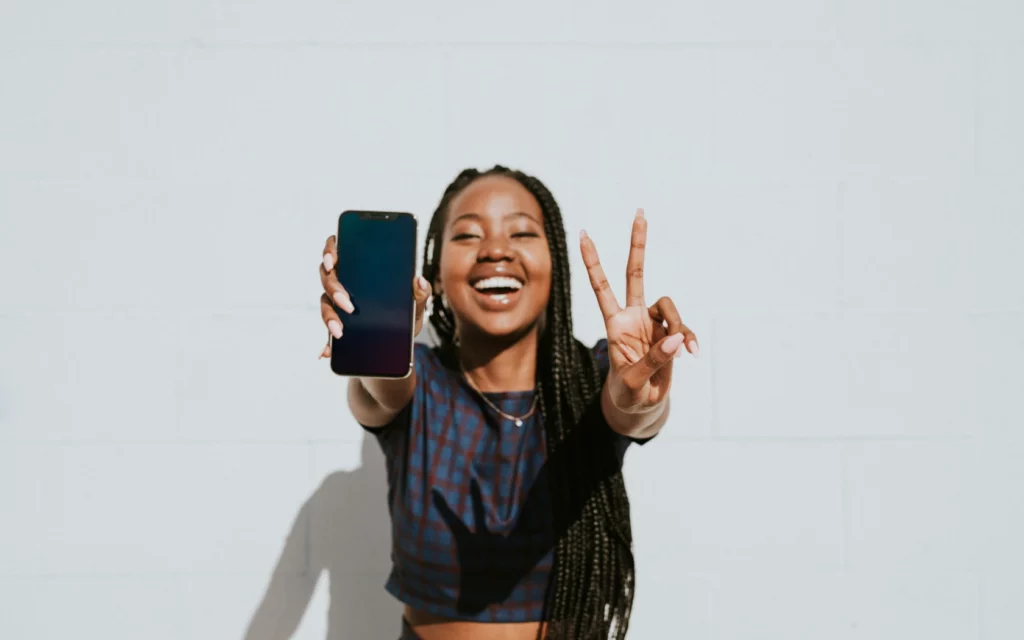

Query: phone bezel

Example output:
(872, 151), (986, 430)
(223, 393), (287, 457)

(329, 209), (418, 379)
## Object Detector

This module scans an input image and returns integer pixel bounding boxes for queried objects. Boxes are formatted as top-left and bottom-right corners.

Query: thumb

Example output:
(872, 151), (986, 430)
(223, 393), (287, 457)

(623, 332), (684, 390)
(413, 276), (432, 335)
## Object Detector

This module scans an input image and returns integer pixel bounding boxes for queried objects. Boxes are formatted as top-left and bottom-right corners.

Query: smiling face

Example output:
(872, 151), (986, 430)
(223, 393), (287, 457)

(435, 175), (552, 343)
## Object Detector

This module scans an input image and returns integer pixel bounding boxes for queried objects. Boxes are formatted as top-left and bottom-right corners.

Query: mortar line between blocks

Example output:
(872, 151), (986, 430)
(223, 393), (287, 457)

(977, 570), (984, 640)
(708, 312), (717, 440)
(840, 443), (849, 573)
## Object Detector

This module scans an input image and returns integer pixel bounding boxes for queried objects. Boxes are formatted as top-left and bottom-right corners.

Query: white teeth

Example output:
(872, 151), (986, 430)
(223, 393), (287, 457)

(472, 277), (523, 291)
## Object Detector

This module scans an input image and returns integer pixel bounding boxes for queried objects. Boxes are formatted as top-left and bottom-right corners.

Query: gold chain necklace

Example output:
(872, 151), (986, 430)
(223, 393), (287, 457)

(459, 363), (539, 427)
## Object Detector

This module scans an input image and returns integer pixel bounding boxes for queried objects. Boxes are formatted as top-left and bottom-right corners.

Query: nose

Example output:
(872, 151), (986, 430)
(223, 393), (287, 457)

(477, 236), (513, 262)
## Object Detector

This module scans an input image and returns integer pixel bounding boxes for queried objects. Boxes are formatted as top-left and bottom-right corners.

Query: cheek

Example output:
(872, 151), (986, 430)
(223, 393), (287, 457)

(525, 247), (553, 300)
(437, 247), (473, 293)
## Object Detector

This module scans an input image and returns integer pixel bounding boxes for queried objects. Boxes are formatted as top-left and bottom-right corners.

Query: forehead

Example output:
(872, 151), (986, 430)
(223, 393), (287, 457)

(447, 175), (543, 224)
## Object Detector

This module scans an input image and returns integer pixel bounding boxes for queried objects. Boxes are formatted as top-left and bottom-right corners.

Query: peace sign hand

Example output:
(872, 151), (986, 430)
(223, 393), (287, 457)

(580, 209), (698, 414)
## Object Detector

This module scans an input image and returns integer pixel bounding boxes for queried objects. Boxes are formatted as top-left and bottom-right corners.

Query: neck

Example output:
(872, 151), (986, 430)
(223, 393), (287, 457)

(456, 325), (539, 392)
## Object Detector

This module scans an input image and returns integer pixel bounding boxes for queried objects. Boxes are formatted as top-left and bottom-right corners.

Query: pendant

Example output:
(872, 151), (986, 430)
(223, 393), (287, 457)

(514, 418), (523, 427)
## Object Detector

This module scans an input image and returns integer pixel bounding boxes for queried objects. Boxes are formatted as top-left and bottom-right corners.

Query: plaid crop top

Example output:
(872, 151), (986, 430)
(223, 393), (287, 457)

(360, 338), (653, 622)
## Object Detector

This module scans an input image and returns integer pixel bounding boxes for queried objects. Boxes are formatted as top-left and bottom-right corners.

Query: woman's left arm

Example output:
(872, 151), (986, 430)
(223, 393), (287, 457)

(579, 208), (699, 440)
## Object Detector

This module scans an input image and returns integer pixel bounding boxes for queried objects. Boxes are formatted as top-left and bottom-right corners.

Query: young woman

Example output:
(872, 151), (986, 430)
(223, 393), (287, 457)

(318, 166), (698, 640)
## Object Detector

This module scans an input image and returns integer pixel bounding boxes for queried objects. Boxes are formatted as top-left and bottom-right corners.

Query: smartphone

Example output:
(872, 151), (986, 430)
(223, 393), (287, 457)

(329, 210), (418, 378)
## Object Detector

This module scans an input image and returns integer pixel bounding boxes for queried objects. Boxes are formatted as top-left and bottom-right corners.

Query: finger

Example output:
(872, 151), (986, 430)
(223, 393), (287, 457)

(648, 297), (699, 358)
(648, 297), (686, 339)
(319, 261), (355, 314)
(413, 275), (432, 334)
(579, 229), (621, 321)
(625, 209), (647, 307)
(322, 235), (337, 272)
(622, 332), (685, 390)
(319, 330), (332, 359)
(320, 293), (344, 339)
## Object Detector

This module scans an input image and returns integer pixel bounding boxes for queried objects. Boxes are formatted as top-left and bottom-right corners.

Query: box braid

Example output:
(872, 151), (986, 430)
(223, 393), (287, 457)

(421, 166), (636, 639)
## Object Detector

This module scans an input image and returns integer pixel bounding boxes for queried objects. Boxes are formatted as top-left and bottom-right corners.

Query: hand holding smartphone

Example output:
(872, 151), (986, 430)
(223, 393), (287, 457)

(318, 210), (428, 378)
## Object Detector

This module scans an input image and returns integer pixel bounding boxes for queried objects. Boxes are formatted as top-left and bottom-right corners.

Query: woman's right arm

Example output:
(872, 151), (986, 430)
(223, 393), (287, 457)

(318, 234), (432, 427)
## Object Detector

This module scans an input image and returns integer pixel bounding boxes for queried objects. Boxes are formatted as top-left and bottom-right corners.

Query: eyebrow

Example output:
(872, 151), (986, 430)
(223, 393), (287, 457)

(450, 211), (541, 225)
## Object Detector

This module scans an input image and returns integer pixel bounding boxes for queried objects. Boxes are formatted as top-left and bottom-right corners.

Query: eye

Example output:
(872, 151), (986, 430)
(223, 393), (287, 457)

(452, 233), (479, 241)
(512, 232), (540, 239)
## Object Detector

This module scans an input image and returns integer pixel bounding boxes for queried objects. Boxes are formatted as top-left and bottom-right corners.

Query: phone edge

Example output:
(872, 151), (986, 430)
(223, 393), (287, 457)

(329, 210), (418, 380)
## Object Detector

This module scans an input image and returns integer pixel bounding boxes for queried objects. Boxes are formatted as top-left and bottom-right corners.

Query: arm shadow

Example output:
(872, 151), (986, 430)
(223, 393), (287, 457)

(244, 433), (400, 640)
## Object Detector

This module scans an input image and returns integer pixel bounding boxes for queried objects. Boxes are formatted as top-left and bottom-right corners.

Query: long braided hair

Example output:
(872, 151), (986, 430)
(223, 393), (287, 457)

(421, 166), (636, 639)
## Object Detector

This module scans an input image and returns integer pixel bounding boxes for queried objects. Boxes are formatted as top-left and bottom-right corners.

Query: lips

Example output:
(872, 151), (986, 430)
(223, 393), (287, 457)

(471, 276), (523, 294)
(468, 274), (525, 311)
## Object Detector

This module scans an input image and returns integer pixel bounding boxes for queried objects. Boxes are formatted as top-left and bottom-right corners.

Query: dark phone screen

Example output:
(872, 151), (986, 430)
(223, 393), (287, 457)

(330, 212), (416, 377)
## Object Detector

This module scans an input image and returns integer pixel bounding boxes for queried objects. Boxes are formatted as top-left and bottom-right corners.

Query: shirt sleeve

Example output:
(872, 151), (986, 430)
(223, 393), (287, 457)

(590, 338), (658, 455)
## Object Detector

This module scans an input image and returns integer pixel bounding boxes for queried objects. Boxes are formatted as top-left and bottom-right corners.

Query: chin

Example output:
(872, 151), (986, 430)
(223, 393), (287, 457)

(459, 311), (543, 343)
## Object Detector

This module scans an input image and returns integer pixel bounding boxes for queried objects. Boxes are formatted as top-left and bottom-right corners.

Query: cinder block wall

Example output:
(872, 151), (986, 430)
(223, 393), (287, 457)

(1, 2), (1021, 638)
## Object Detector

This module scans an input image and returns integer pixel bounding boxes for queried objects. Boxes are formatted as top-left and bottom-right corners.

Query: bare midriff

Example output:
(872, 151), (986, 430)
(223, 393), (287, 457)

(405, 605), (548, 640)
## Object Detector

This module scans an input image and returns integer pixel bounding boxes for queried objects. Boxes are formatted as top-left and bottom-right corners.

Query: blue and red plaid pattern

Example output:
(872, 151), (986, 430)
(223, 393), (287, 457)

(362, 338), (648, 622)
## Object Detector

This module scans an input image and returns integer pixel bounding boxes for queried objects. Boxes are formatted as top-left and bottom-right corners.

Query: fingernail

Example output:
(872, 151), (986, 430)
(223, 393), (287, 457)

(328, 320), (342, 339)
(661, 333), (684, 354)
(689, 340), (700, 358)
(334, 291), (354, 313)
(417, 276), (429, 291)
(637, 208), (645, 218)
(579, 229), (588, 239)
(323, 253), (334, 271)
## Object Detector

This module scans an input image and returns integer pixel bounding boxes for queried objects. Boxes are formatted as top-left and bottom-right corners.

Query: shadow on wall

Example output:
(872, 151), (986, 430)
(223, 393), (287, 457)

(244, 433), (400, 640)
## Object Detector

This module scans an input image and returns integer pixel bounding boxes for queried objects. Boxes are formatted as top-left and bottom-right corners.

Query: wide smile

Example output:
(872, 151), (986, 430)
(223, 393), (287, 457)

(469, 276), (525, 311)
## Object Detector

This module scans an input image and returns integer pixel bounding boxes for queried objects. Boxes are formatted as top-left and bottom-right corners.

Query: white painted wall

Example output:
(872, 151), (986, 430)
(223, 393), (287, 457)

(1, 1), (1022, 638)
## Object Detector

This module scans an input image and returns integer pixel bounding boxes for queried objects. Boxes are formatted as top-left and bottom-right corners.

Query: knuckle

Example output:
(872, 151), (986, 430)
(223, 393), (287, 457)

(628, 267), (644, 279)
